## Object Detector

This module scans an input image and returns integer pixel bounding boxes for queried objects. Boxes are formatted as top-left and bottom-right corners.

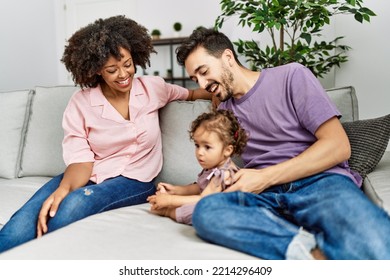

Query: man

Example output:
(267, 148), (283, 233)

(176, 27), (390, 259)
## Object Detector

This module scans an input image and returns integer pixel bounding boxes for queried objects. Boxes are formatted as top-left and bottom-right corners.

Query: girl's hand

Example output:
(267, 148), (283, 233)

(156, 182), (177, 194)
(37, 186), (70, 237)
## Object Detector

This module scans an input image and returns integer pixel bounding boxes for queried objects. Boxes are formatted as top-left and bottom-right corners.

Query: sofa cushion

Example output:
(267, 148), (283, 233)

(0, 89), (32, 179)
(157, 100), (212, 185)
(363, 151), (390, 215)
(156, 89), (360, 186)
(0, 203), (257, 260)
(326, 86), (359, 123)
(342, 114), (390, 179)
(18, 86), (79, 177)
(0, 177), (51, 227)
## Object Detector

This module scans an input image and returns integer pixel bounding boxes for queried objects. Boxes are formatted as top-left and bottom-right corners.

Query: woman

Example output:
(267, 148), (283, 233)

(0, 15), (210, 253)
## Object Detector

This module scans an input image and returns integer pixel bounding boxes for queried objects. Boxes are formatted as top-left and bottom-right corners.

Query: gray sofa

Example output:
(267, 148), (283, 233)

(0, 85), (389, 259)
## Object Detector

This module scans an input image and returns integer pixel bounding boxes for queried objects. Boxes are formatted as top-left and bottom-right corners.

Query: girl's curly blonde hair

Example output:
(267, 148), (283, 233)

(190, 109), (248, 156)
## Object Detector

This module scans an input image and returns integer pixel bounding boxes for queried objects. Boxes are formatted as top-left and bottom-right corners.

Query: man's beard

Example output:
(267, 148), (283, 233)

(219, 65), (234, 102)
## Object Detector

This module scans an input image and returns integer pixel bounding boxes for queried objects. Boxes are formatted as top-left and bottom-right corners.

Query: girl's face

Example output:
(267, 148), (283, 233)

(193, 126), (233, 170)
(99, 47), (135, 95)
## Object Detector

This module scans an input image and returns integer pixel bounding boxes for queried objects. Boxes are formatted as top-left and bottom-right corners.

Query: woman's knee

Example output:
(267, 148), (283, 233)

(47, 193), (90, 231)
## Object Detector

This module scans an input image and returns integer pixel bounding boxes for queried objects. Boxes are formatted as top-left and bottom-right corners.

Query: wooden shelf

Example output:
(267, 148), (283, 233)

(150, 37), (190, 87)
(152, 37), (189, 46)
(163, 77), (191, 81)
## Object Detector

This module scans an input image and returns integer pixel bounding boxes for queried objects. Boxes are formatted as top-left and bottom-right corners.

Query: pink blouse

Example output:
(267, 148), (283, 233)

(62, 76), (188, 183)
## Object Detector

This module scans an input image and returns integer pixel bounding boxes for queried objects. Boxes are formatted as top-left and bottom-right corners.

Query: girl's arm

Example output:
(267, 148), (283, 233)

(148, 182), (202, 209)
(157, 182), (201, 196)
(148, 193), (202, 210)
(200, 175), (224, 197)
(201, 164), (238, 197)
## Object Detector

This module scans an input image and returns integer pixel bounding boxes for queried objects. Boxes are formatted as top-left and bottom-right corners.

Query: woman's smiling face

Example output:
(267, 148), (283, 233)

(99, 47), (135, 95)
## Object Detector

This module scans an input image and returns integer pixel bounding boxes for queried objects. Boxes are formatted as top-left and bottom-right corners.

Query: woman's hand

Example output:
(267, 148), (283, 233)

(37, 186), (70, 237)
(36, 162), (93, 238)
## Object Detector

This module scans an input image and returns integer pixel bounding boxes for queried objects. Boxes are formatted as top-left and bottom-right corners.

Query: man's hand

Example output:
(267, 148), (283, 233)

(226, 168), (271, 194)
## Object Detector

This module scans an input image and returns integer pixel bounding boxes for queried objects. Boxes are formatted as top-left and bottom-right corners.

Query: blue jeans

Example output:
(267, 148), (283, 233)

(0, 174), (155, 253)
(192, 173), (390, 259)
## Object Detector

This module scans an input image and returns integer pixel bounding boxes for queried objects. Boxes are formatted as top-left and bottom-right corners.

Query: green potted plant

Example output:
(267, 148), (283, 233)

(151, 29), (161, 40)
(215, 0), (375, 78)
(166, 69), (173, 78)
(173, 22), (182, 37)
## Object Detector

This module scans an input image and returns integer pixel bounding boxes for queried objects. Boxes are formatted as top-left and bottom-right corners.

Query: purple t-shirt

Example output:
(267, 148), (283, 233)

(219, 63), (362, 186)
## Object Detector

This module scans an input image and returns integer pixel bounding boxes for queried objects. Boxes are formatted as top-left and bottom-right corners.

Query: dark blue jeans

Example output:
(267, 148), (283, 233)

(0, 174), (155, 253)
(192, 173), (390, 259)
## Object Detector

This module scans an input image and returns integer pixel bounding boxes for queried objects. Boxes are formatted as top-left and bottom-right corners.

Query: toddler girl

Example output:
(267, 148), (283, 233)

(147, 109), (248, 224)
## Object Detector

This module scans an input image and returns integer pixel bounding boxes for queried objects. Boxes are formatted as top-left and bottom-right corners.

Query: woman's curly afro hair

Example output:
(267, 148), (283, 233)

(61, 15), (155, 88)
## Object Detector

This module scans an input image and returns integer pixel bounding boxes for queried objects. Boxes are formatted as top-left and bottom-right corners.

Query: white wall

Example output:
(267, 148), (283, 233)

(335, 0), (390, 120)
(132, 0), (223, 82)
(1, 0), (389, 123)
(0, 0), (58, 91)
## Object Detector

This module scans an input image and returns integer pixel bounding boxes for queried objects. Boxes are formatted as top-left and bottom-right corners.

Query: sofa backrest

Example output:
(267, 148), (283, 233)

(17, 86), (79, 178)
(157, 86), (359, 185)
(0, 89), (32, 179)
(326, 86), (359, 122)
(0, 85), (358, 182)
(156, 100), (212, 185)
(0, 86), (80, 179)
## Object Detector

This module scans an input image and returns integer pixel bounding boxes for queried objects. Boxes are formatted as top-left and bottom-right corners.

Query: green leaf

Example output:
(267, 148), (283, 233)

(300, 33), (312, 45)
(215, 0), (375, 77)
(354, 12), (363, 23)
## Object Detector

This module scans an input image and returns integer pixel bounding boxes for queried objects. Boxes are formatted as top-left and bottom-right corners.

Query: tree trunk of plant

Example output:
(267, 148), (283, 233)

(280, 25), (284, 52)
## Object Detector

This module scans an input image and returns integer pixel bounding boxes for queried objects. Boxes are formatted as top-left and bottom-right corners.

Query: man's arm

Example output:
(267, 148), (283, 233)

(227, 117), (351, 194)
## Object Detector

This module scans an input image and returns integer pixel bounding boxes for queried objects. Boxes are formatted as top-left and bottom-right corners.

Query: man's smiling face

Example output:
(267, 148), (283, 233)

(185, 47), (234, 102)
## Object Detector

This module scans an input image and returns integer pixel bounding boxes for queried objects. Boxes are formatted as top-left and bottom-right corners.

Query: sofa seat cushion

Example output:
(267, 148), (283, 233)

(363, 151), (390, 215)
(0, 177), (51, 227)
(0, 89), (32, 179)
(0, 203), (258, 260)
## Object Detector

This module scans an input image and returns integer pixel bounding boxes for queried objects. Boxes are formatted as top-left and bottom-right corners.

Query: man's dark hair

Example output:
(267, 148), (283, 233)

(176, 27), (242, 67)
